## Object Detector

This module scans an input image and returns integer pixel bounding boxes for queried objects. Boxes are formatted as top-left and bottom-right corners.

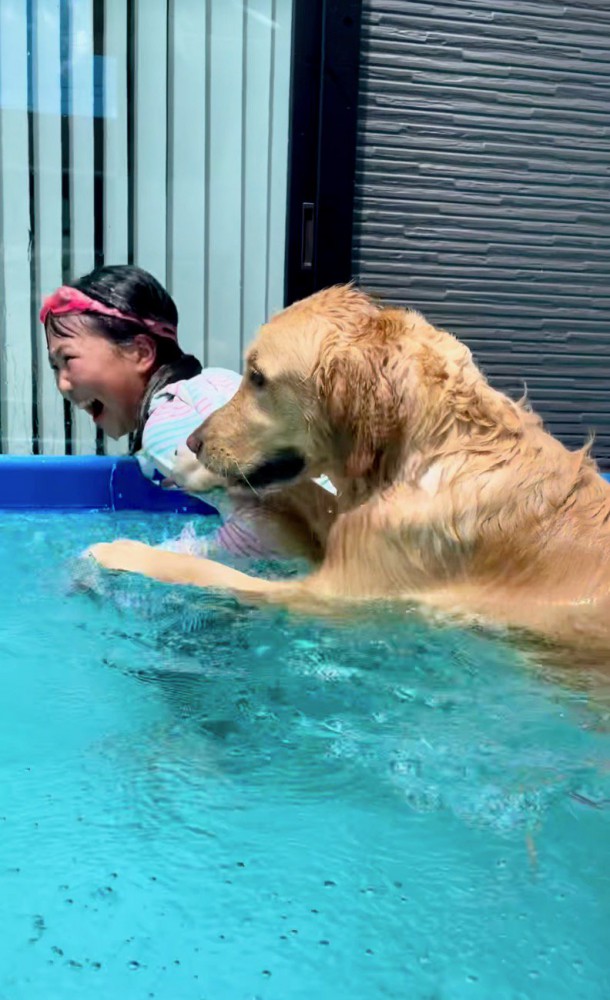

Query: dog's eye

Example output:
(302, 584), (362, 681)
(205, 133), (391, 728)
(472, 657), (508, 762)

(249, 368), (266, 389)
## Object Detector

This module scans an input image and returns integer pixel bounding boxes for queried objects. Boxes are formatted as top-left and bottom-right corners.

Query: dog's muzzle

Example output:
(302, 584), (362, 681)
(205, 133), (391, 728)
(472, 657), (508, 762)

(187, 426), (305, 490)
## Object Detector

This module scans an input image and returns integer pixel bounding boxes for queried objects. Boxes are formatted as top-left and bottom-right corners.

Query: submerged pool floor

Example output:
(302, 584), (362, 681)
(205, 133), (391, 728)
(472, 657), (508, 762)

(1, 511), (609, 1000)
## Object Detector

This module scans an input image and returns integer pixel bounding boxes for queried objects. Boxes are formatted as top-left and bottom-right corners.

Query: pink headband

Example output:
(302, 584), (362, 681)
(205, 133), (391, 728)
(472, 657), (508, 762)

(40, 286), (178, 341)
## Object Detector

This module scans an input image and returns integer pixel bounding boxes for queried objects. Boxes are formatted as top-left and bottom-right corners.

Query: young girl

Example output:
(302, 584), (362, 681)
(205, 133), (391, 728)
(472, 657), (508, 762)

(41, 265), (336, 561)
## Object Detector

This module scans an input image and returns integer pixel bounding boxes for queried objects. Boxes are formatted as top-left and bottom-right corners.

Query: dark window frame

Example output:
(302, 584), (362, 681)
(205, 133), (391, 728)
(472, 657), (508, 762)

(284, 0), (363, 305)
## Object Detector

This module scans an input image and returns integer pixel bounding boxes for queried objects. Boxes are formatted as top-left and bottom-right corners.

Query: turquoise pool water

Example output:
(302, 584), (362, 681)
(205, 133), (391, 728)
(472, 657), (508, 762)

(1, 512), (609, 1000)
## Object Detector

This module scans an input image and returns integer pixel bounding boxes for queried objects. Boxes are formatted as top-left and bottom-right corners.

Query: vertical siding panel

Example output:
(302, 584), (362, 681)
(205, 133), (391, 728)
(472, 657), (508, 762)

(167, 0), (207, 364)
(133, 0), (167, 284)
(241, 0), (273, 359)
(103, 0), (130, 456)
(33, 0), (65, 454)
(206, 0), (244, 371)
(0, 0), (33, 454)
(70, 0), (97, 454)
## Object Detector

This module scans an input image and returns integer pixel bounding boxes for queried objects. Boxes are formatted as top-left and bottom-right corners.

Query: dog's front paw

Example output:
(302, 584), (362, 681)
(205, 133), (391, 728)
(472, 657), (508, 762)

(86, 539), (157, 575)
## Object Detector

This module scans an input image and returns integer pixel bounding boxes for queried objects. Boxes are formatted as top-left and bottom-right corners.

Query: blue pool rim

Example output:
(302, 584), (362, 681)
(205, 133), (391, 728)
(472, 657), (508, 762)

(0, 455), (216, 513)
(1, 454), (609, 512)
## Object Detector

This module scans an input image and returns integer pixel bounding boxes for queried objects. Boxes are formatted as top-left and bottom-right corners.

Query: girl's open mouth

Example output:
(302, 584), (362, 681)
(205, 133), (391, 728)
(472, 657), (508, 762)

(78, 398), (105, 422)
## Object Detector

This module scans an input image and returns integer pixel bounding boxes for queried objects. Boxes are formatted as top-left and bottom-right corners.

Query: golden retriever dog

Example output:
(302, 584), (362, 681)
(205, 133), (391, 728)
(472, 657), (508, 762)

(89, 285), (610, 653)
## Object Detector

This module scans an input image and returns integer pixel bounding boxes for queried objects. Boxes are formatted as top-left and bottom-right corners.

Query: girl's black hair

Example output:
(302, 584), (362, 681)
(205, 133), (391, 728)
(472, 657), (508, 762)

(47, 264), (202, 450)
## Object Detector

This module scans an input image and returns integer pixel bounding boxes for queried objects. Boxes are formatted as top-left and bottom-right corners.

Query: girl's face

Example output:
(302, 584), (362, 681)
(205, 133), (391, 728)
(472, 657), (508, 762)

(46, 318), (156, 439)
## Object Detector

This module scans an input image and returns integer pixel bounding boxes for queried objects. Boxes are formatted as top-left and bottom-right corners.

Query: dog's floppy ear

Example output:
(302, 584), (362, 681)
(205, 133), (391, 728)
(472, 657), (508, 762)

(316, 313), (407, 479)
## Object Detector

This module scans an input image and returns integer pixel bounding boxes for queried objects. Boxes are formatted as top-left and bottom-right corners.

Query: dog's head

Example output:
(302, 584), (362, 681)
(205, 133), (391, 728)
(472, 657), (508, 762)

(187, 285), (479, 489)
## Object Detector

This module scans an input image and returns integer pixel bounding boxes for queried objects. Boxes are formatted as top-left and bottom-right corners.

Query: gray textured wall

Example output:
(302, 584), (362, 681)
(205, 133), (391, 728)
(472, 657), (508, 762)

(353, 0), (610, 466)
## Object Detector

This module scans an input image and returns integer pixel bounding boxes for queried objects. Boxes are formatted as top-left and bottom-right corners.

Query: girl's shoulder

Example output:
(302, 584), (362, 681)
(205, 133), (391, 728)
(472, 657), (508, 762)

(139, 368), (241, 479)
(149, 367), (242, 419)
